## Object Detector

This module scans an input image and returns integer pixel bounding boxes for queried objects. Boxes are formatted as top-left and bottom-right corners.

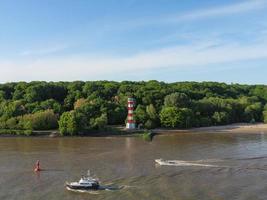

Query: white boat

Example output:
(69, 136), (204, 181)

(155, 158), (218, 167)
(66, 170), (99, 190)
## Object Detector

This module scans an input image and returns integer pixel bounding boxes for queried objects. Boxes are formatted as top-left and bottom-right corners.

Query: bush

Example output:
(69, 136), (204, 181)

(263, 111), (267, 123)
(18, 109), (58, 130)
(144, 119), (156, 129)
(59, 111), (75, 136)
(160, 107), (194, 128)
(6, 118), (18, 129)
(212, 112), (229, 125)
(0, 129), (33, 136)
(142, 130), (155, 141)
(160, 107), (181, 128)
(90, 113), (108, 130)
(58, 111), (80, 136)
(199, 117), (212, 127)
(263, 105), (267, 124)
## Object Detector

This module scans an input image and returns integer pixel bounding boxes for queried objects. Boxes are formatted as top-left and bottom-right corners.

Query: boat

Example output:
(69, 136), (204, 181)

(155, 158), (181, 166)
(155, 158), (218, 167)
(66, 170), (100, 191)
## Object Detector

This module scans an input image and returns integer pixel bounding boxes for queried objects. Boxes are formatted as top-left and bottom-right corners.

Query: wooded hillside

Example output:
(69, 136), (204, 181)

(0, 81), (266, 135)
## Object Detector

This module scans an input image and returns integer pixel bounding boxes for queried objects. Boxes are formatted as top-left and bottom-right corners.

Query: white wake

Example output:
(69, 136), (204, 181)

(155, 159), (219, 167)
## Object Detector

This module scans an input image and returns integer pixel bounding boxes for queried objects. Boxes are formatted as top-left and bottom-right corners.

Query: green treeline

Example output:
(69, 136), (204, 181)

(0, 81), (267, 135)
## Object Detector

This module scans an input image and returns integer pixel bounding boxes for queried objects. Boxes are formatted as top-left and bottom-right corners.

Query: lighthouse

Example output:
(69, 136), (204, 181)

(126, 97), (136, 129)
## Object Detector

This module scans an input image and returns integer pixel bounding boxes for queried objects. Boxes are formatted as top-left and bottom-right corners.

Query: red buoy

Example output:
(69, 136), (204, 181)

(34, 160), (41, 172)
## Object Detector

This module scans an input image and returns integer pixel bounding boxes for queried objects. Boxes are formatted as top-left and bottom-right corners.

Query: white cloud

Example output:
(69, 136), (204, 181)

(1, 39), (267, 82)
(19, 45), (68, 56)
(174, 0), (267, 22)
(124, 0), (267, 28)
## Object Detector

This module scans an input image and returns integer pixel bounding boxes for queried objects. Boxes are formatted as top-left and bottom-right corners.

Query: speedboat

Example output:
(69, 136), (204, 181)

(155, 158), (218, 167)
(155, 158), (176, 165)
(66, 170), (99, 190)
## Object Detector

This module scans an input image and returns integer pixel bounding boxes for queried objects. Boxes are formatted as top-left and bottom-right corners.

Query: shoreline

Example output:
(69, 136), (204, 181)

(154, 123), (267, 135)
(0, 123), (267, 138)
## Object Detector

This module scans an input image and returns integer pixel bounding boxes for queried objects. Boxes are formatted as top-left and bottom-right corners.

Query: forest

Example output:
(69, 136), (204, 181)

(0, 81), (267, 135)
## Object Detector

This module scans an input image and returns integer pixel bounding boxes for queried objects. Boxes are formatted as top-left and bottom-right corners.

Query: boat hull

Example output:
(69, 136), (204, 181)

(66, 183), (99, 190)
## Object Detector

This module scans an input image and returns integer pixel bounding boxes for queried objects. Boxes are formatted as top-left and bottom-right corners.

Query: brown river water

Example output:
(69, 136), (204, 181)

(1, 132), (267, 200)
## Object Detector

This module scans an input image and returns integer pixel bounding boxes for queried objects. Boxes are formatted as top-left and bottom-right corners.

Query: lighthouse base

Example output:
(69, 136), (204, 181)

(126, 123), (136, 129)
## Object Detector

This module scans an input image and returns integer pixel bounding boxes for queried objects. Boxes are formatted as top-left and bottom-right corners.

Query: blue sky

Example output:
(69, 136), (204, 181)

(0, 0), (267, 84)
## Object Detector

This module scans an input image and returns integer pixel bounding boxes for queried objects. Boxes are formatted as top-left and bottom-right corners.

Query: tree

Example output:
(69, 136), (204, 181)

(90, 113), (108, 129)
(164, 92), (190, 108)
(181, 108), (194, 128)
(263, 104), (267, 123)
(107, 104), (127, 125)
(0, 80), (266, 133)
(6, 117), (18, 129)
(160, 107), (181, 128)
(58, 111), (79, 136)
(40, 99), (62, 113)
(18, 109), (58, 130)
(144, 119), (156, 129)
(145, 104), (159, 128)
(134, 105), (148, 125)
(146, 104), (158, 121)
(0, 100), (26, 119)
(244, 102), (263, 122)
(212, 111), (229, 125)
(199, 117), (212, 127)
(160, 107), (194, 128)
(74, 98), (88, 109)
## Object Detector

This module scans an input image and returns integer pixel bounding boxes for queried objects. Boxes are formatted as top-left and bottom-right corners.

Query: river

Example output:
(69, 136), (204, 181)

(1, 132), (267, 200)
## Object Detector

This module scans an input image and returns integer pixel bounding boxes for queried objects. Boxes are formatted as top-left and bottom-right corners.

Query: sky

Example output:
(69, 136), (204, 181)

(0, 0), (267, 84)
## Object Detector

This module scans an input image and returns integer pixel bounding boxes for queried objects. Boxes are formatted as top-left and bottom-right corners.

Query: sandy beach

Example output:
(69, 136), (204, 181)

(154, 123), (267, 135)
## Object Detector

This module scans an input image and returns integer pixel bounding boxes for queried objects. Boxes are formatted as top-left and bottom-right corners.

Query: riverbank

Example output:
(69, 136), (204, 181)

(154, 123), (267, 135)
(1, 123), (267, 137)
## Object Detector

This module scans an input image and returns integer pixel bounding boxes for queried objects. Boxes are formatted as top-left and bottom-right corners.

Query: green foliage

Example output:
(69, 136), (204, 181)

(134, 105), (148, 124)
(263, 104), (267, 124)
(160, 107), (194, 128)
(6, 117), (18, 129)
(142, 130), (155, 141)
(199, 117), (212, 127)
(0, 129), (33, 136)
(90, 113), (108, 130)
(146, 104), (157, 120)
(0, 100), (26, 119)
(250, 86), (267, 101)
(164, 92), (190, 108)
(58, 111), (79, 136)
(212, 112), (229, 125)
(244, 102), (263, 122)
(39, 99), (62, 114)
(107, 105), (127, 125)
(0, 81), (266, 134)
(18, 109), (58, 130)
(144, 120), (155, 129)
(160, 107), (181, 128)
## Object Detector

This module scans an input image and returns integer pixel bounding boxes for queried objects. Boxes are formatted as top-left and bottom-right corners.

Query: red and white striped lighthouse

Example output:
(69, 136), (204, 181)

(126, 97), (136, 129)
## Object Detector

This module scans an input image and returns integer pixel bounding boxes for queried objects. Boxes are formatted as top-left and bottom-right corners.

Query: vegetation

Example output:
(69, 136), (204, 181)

(0, 81), (267, 136)
(142, 130), (155, 141)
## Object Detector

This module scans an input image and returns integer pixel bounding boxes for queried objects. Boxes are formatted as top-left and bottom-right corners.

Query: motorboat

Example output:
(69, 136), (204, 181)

(155, 158), (178, 166)
(155, 158), (218, 167)
(66, 170), (99, 190)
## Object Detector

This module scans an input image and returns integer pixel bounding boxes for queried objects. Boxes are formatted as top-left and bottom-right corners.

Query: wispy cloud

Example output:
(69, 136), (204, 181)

(19, 45), (68, 56)
(123, 0), (267, 28)
(1, 37), (267, 82)
(173, 0), (267, 22)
